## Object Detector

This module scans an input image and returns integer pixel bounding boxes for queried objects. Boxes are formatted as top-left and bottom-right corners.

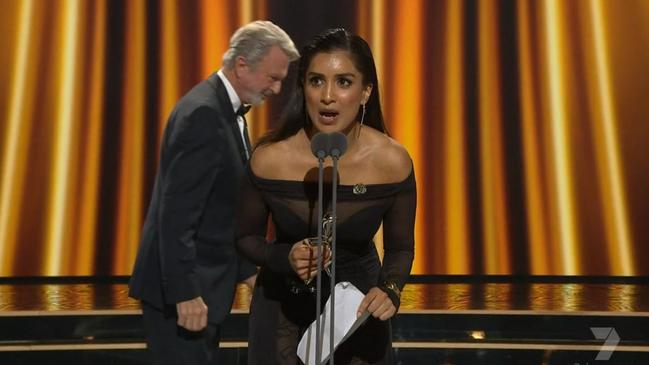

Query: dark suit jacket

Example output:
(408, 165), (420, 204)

(129, 73), (257, 324)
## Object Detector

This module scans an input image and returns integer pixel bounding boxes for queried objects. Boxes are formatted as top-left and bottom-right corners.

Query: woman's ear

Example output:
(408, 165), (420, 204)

(362, 84), (373, 105)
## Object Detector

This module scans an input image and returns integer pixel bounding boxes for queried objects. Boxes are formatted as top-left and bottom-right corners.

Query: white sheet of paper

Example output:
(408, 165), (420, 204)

(297, 282), (370, 365)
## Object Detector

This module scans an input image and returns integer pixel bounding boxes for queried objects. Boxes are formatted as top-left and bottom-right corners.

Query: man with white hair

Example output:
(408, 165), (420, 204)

(129, 20), (299, 364)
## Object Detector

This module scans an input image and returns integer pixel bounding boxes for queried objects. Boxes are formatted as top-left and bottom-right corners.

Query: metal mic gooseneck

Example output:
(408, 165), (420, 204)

(327, 132), (347, 365)
(310, 133), (326, 364)
(309, 132), (348, 364)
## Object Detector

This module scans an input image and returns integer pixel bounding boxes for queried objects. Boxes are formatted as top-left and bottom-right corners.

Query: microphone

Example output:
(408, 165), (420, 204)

(328, 132), (348, 158)
(310, 132), (348, 159)
(310, 132), (329, 159)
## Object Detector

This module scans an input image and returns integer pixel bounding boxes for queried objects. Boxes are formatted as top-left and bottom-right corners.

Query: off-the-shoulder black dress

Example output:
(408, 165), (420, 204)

(236, 164), (416, 364)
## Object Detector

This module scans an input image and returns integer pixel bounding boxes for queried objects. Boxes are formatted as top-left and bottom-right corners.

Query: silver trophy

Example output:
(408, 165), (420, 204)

(304, 213), (334, 285)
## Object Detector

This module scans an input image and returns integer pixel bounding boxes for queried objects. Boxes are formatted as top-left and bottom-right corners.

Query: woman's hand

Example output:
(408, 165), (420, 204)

(356, 287), (396, 321)
(288, 239), (331, 281)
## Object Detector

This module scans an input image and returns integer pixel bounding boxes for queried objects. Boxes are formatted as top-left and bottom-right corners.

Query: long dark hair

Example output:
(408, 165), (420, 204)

(257, 28), (387, 146)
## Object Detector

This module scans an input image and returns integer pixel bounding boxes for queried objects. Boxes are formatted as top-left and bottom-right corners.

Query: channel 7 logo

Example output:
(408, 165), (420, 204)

(590, 327), (620, 361)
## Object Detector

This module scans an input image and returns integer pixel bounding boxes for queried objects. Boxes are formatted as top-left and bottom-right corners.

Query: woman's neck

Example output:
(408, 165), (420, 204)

(304, 122), (362, 158)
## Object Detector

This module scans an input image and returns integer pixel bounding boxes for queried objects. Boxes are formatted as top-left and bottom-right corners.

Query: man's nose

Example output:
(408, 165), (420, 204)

(270, 80), (281, 95)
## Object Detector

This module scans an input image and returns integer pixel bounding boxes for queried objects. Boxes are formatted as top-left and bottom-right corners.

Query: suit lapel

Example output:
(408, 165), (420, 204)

(206, 73), (249, 164)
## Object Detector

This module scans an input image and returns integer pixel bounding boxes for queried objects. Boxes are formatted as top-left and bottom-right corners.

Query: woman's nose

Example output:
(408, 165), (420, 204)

(321, 83), (335, 104)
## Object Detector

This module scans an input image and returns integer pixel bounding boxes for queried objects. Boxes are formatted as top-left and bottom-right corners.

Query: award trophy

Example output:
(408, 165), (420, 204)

(304, 213), (334, 285)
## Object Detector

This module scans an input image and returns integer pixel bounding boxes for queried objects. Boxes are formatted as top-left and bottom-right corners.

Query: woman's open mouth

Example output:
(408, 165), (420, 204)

(319, 110), (339, 124)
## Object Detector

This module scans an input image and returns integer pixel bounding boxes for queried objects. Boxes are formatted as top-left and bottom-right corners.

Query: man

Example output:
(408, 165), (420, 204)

(129, 21), (299, 364)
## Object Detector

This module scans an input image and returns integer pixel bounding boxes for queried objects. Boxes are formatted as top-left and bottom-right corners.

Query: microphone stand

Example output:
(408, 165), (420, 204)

(315, 153), (324, 365)
(328, 153), (340, 365)
(310, 132), (346, 364)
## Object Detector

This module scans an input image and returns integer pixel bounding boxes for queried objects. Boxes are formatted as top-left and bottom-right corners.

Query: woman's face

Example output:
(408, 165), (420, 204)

(304, 51), (372, 134)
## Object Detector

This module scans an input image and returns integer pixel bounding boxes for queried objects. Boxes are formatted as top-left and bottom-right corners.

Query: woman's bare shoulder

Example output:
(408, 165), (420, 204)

(365, 129), (413, 182)
(250, 141), (292, 179)
(250, 133), (311, 180)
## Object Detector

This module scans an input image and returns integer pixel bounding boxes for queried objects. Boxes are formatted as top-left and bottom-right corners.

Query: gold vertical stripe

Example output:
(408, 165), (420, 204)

(544, 0), (579, 274)
(517, 0), (550, 274)
(65, 0), (88, 274)
(391, 0), (425, 273)
(45, 0), (82, 275)
(198, 0), (232, 149)
(200, 0), (231, 78)
(76, 0), (107, 274)
(478, 0), (509, 273)
(160, 0), (180, 138)
(114, 0), (146, 274)
(0, 0), (35, 275)
(371, 0), (385, 82)
(537, 0), (561, 274)
(444, 0), (469, 273)
(357, 0), (370, 40)
(239, 0), (253, 25)
(589, 0), (634, 275)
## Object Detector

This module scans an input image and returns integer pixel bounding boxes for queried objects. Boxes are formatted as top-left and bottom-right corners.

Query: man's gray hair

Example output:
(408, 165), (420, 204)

(222, 20), (299, 69)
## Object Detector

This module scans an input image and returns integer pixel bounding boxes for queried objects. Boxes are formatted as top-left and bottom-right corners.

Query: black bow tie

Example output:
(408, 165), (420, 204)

(237, 104), (251, 117)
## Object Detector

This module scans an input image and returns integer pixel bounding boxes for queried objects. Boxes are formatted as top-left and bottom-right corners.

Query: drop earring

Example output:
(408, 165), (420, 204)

(357, 103), (366, 139)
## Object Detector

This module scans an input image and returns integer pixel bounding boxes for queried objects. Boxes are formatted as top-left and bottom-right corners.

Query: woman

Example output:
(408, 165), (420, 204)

(236, 28), (416, 364)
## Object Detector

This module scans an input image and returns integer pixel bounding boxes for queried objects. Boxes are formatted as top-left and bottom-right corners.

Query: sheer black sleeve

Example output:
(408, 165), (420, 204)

(235, 168), (294, 274)
(379, 170), (417, 305)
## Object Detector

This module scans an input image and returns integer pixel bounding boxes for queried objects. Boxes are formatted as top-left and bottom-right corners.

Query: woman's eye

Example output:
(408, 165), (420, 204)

(338, 78), (352, 87)
(308, 77), (323, 86)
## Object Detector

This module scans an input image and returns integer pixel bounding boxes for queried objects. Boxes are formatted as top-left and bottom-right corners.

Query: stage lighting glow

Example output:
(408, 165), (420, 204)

(590, 0), (634, 275)
(0, 0), (34, 276)
(544, 0), (579, 275)
(46, 0), (82, 275)
(470, 331), (486, 340)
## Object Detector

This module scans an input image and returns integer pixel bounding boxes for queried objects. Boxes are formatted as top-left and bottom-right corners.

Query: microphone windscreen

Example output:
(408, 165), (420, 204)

(328, 132), (348, 158)
(310, 132), (329, 159)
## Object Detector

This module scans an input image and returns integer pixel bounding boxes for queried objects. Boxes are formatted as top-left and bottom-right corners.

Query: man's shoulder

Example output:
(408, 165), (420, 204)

(167, 79), (231, 125)
(176, 77), (224, 111)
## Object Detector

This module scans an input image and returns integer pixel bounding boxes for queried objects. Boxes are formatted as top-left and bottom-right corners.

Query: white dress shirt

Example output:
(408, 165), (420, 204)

(216, 70), (249, 158)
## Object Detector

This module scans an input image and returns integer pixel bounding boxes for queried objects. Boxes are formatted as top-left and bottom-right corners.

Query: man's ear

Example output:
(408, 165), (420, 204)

(234, 56), (248, 77)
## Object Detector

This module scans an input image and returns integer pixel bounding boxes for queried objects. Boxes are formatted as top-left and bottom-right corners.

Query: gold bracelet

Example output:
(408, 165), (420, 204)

(383, 281), (401, 299)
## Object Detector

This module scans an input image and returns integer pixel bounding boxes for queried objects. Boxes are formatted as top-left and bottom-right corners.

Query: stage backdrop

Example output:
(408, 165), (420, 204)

(0, 0), (648, 276)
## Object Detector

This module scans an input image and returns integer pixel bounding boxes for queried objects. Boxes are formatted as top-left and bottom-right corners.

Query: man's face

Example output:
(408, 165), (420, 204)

(237, 45), (290, 106)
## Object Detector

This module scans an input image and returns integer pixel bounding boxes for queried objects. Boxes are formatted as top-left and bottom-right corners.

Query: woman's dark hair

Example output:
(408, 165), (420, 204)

(257, 28), (387, 146)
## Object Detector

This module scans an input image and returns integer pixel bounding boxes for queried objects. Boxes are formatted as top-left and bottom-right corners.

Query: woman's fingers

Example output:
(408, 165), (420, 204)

(357, 287), (396, 321)
(289, 240), (333, 280)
